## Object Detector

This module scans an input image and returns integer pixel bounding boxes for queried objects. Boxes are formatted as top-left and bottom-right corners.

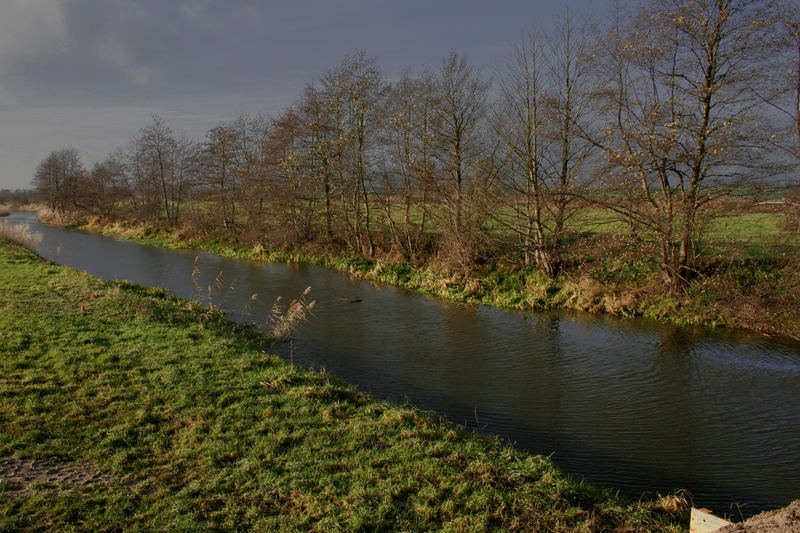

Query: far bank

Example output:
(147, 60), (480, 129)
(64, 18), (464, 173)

(73, 212), (800, 341)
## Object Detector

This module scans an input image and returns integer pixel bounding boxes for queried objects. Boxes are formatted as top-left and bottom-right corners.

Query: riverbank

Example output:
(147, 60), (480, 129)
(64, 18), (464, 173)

(80, 218), (800, 340)
(720, 499), (800, 532)
(0, 237), (687, 531)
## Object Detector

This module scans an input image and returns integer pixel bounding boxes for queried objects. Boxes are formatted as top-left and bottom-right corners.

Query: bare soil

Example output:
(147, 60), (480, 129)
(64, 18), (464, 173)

(720, 500), (800, 533)
(0, 457), (116, 494)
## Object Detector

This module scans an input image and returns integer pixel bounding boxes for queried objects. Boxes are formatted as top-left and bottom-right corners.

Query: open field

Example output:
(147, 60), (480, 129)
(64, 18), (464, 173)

(0, 238), (686, 531)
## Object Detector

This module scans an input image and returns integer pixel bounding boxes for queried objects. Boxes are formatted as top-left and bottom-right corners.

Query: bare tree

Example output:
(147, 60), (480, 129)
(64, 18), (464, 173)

(126, 116), (195, 226)
(201, 122), (240, 230)
(595, 0), (771, 289)
(545, 9), (599, 256)
(320, 51), (384, 255)
(199, 115), (269, 233)
(756, 2), (800, 191)
(493, 31), (555, 275)
(291, 85), (337, 240)
(265, 109), (321, 243)
(492, 10), (598, 276)
(430, 52), (491, 261)
(784, 4), (800, 164)
(233, 115), (270, 227)
(84, 155), (130, 220)
(378, 70), (437, 260)
(32, 148), (86, 213)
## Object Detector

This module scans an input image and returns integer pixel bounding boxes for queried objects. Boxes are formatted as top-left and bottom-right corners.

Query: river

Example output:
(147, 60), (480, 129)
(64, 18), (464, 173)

(5, 211), (800, 517)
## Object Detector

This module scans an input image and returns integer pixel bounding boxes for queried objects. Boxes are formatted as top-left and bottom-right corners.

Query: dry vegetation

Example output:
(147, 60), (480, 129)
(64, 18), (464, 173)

(267, 286), (316, 341)
(0, 220), (41, 250)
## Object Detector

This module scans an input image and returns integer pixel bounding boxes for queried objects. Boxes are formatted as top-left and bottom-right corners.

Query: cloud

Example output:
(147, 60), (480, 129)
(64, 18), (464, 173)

(237, 3), (264, 28)
(0, 0), (65, 41)
(0, 0), (183, 104)
(179, 0), (219, 34)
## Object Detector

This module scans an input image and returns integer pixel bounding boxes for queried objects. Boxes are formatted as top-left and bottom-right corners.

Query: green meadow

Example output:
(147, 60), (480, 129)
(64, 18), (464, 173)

(0, 239), (686, 531)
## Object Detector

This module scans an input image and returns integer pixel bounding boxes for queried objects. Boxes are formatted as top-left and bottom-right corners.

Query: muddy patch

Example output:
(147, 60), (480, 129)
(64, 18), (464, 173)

(720, 499), (800, 533)
(0, 457), (117, 494)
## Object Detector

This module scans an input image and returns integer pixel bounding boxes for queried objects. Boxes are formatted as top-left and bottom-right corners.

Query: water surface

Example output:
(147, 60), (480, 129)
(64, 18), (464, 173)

(7, 211), (800, 517)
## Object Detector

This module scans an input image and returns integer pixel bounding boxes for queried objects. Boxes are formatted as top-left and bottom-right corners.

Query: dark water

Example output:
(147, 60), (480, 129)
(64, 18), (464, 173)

(6, 211), (800, 517)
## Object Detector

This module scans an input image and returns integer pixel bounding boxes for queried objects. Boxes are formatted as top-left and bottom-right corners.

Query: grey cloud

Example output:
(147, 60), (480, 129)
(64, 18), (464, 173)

(0, 0), (184, 105)
(0, 0), (602, 189)
(179, 0), (220, 34)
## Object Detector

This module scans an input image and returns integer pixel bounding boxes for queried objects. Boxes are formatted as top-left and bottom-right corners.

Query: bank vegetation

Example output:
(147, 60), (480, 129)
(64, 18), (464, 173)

(28, 0), (800, 338)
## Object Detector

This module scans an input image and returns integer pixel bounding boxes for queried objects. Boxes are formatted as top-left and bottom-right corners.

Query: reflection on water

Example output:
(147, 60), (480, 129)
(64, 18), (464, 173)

(7, 211), (800, 517)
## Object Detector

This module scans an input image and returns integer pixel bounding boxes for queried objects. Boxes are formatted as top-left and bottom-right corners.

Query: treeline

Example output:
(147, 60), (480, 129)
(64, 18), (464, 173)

(0, 189), (34, 204)
(32, 0), (800, 290)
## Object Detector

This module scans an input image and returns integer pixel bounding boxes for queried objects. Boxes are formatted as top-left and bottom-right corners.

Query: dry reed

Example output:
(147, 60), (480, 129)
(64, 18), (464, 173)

(0, 220), (43, 250)
(189, 255), (315, 341)
(36, 207), (72, 227)
(267, 286), (316, 341)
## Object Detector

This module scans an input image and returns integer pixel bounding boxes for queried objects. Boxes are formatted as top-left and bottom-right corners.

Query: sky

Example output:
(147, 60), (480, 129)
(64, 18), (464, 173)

(0, 0), (601, 190)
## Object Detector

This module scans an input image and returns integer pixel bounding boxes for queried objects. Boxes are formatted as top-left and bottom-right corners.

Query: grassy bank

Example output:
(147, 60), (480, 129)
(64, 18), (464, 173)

(83, 218), (800, 340)
(0, 238), (686, 531)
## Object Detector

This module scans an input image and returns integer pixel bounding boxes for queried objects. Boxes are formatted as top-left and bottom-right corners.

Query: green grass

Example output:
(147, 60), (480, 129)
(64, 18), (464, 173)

(707, 213), (790, 242)
(703, 212), (799, 258)
(0, 239), (687, 531)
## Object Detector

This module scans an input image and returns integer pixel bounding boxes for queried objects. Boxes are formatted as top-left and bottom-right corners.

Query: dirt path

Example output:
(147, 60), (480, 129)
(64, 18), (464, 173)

(720, 500), (800, 533)
(0, 457), (117, 494)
